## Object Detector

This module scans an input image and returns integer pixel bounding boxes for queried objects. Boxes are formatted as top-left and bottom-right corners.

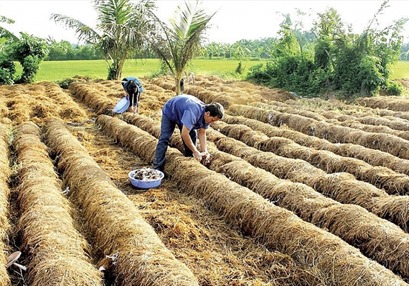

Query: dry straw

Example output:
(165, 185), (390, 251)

(355, 96), (409, 112)
(223, 114), (409, 177)
(0, 83), (90, 125)
(121, 112), (409, 279)
(13, 121), (103, 285)
(98, 114), (408, 285)
(43, 119), (198, 286)
(209, 124), (409, 232)
(70, 83), (114, 115)
(252, 101), (409, 137)
(0, 124), (11, 286)
(205, 147), (409, 278)
(286, 96), (409, 120)
(228, 104), (409, 160)
(213, 120), (409, 196)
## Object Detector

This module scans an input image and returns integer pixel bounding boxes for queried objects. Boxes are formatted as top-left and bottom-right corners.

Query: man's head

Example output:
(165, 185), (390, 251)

(204, 102), (224, 124)
(127, 80), (139, 96)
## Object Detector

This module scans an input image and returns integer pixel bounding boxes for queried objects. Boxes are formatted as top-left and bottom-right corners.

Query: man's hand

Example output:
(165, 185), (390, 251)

(200, 151), (210, 165)
(193, 150), (202, 161)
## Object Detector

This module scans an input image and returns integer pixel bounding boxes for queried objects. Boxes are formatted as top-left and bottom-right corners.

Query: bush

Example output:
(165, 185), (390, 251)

(385, 81), (403, 95)
(11, 33), (48, 84)
(0, 60), (16, 85)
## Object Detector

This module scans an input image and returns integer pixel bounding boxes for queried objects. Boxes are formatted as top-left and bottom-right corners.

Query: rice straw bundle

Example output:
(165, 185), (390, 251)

(43, 119), (198, 286)
(122, 114), (409, 278)
(223, 114), (409, 176)
(96, 114), (408, 285)
(13, 121), (103, 285)
(0, 124), (11, 286)
(213, 120), (409, 196)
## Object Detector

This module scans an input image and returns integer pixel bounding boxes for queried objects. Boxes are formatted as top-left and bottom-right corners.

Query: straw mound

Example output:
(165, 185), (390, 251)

(13, 121), (103, 285)
(1, 76), (409, 285)
(44, 119), (199, 286)
(99, 113), (409, 285)
(0, 124), (11, 285)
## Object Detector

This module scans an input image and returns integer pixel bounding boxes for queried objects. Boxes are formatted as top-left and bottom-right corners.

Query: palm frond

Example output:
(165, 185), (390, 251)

(50, 13), (100, 44)
(146, 0), (215, 93)
(0, 15), (14, 24)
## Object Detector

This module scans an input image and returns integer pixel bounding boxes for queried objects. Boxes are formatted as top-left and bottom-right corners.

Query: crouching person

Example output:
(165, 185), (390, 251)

(152, 94), (224, 172)
(121, 76), (144, 113)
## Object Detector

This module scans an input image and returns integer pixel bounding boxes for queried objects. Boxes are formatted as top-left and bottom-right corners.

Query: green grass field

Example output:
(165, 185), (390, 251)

(28, 59), (409, 82)
(390, 61), (409, 79)
(33, 58), (266, 82)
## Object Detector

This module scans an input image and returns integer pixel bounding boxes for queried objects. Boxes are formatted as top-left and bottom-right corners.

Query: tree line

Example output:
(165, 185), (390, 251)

(45, 36), (409, 62)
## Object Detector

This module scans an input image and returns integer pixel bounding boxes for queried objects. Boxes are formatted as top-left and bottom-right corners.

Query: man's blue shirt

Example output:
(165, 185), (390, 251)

(163, 94), (209, 130)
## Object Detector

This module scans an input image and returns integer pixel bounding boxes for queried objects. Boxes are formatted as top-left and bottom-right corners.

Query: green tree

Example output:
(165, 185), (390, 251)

(312, 8), (347, 71)
(0, 15), (18, 41)
(1, 17), (47, 84)
(46, 39), (77, 60)
(11, 33), (48, 83)
(0, 15), (18, 84)
(273, 14), (301, 57)
(146, 0), (215, 95)
(333, 0), (407, 96)
(401, 43), (409, 60)
(51, 0), (156, 80)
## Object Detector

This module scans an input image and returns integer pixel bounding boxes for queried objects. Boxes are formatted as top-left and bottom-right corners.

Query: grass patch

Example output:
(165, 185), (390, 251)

(390, 61), (409, 79)
(32, 58), (267, 82)
(25, 58), (408, 83)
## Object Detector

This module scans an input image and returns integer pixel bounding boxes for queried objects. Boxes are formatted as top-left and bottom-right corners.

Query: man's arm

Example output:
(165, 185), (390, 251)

(181, 125), (201, 160)
(197, 128), (207, 153)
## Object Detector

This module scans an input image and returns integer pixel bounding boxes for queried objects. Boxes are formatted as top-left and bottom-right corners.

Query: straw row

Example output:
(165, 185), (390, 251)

(355, 95), (409, 112)
(96, 114), (408, 286)
(69, 82), (114, 115)
(222, 114), (409, 177)
(289, 96), (409, 121)
(334, 119), (409, 140)
(43, 118), (198, 286)
(122, 112), (409, 278)
(228, 104), (409, 160)
(251, 101), (409, 136)
(213, 120), (409, 195)
(210, 123), (409, 231)
(0, 124), (11, 286)
(13, 121), (103, 285)
(0, 83), (89, 125)
(149, 75), (274, 108)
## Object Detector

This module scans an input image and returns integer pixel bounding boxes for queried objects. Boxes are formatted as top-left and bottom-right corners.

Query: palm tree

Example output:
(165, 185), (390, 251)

(147, 0), (215, 95)
(51, 0), (156, 80)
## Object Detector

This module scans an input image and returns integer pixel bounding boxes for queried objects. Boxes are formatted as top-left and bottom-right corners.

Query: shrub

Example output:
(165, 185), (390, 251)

(0, 60), (15, 84)
(11, 33), (48, 84)
(385, 80), (403, 95)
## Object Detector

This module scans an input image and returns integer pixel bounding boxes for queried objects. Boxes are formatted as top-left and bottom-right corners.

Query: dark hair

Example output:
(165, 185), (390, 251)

(205, 102), (224, 119)
(127, 80), (138, 95)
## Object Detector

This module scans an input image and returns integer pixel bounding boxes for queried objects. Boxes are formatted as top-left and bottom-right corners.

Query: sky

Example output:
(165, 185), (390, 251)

(0, 0), (408, 44)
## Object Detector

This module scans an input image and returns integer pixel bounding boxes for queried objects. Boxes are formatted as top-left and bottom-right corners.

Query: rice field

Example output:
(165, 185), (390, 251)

(1, 75), (409, 285)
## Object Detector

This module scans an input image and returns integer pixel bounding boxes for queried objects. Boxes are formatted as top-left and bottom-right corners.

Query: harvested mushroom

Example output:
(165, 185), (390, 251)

(97, 253), (118, 271)
(132, 168), (162, 181)
(6, 251), (27, 271)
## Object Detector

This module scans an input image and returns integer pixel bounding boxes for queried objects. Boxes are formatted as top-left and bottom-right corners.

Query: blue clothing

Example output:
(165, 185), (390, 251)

(162, 94), (209, 131)
(153, 94), (207, 171)
(121, 76), (144, 92)
(121, 76), (144, 107)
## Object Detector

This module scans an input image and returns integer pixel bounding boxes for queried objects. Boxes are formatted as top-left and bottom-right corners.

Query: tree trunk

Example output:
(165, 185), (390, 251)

(175, 74), (183, 95)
